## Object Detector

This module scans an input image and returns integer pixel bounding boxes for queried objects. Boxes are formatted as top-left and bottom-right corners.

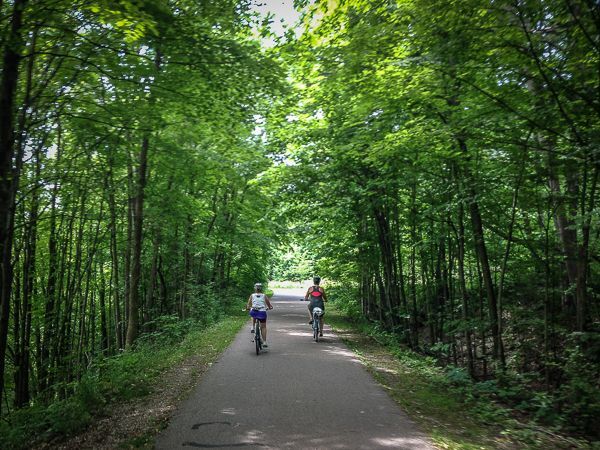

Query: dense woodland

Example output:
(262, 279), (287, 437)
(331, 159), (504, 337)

(0, 0), (281, 420)
(0, 0), (598, 445)
(270, 0), (600, 438)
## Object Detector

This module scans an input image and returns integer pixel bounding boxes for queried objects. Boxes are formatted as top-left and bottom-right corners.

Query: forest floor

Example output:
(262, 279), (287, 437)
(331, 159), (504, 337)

(35, 316), (248, 450)
(41, 355), (207, 449)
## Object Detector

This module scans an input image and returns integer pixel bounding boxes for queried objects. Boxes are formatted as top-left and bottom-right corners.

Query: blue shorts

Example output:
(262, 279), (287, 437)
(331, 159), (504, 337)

(250, 309), (267, 323)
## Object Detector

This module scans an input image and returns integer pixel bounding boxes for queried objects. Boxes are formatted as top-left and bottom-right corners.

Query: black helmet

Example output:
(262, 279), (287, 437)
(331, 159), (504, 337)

(313, 276), (321, 285)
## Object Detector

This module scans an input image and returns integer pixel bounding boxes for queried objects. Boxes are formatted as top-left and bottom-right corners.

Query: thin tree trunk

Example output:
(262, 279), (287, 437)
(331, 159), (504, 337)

(14, 147), (41, 407)
(456, 200), (475, 377)
(0, 0), (28, 414)
(99, 278), (109, 354)
(373, 205), (400, 327)
(124, 158), (134, 336)
(107, 163), (123, 350)
(12, 25), (39, 409)
(409, 181), (419, 348)
(574, 160), (598, 331)
(496, 153), (526, 369)
(144, 237), (159, 327)
(469, 197), (500, 361)
(61, 192), (87, 386)
(126, 136), (149, 348)
(456, 138), (501, 361)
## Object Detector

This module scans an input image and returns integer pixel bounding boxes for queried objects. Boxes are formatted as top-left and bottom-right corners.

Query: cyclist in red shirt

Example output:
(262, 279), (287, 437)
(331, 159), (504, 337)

(305, 276), (327, 336)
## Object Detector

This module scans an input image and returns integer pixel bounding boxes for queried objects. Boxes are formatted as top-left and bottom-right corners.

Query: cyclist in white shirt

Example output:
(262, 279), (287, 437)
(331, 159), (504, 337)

(246, 283), (273, 347)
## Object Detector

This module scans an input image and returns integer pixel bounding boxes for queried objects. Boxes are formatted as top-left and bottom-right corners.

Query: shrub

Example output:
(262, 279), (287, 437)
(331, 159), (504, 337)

(328, 283), (362, 321)
(446, 366), (472, 388)
(0, 396), (93, 449)
(137, 314), (193, 347)
(45, 398), (92, 436)
(188, 284), (222, 325)
(556, 334), (600, 437)
(0, 404), (47, 449)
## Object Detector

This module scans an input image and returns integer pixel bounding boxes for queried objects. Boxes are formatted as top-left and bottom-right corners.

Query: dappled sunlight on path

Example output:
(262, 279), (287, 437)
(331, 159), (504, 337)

(157, 290), (434, 449)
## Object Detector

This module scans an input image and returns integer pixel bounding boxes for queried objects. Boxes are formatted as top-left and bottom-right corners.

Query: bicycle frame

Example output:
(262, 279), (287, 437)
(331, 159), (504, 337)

(312, 307), (323, 342)
(254, 318), (263, 355)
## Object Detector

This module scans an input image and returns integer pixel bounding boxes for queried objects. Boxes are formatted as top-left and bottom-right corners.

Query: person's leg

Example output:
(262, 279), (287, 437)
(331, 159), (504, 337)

(261, 320), (267, 345)
(319, 315), (324, 336)
(308, 304), (313, 323)
(251, 317), (257, 341)
(260, 319), (269, 347)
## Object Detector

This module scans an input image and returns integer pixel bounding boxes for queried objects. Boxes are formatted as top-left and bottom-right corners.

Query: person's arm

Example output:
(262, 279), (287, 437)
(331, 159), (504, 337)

(304, 287), (312, 301)
(322, 288), (327, 302)
(266, 296), (273, 309)
(246, 295), (252, 310)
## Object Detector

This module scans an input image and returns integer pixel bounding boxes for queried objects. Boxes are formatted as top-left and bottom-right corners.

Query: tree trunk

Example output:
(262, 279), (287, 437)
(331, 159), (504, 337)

(468, 194), (500, 361)
(0, 0), (28, 414)
(126, 136), (149, 348)
(143, 237), (159, 327)
(409, 181), (419, 348)
(14, 148), (40, 407)
(373, 204), (400, 327)
(456, 201), (475, 377)
(576, 164), (598, 331)
(496, 153), (526, 369)
(124, 158), (134, 336)
(38, 121), (63, 394)
(12, 24), (39, 409)
(107, 162), (123, 350)
(99, 279), (109, 354)
(456, 138), (501, 362)
(547, 152), (578, 306)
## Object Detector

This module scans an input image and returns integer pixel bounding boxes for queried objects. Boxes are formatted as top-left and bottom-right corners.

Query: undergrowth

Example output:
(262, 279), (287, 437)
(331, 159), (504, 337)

(326, 305), (596, 450)
(0, 310), (247, 450)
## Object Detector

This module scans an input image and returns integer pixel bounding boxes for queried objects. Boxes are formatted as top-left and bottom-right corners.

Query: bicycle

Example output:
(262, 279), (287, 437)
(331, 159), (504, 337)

(253, 313), (263, 355)
(311, 307), (324, 342)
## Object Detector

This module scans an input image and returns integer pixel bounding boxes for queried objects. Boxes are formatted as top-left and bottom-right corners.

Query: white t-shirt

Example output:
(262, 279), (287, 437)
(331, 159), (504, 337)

(251, 293), (267, 311)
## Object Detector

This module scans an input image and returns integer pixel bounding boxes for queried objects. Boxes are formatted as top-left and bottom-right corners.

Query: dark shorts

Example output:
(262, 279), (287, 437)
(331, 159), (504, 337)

(309, 300), (325, 313)
(250, 309), (267, 323)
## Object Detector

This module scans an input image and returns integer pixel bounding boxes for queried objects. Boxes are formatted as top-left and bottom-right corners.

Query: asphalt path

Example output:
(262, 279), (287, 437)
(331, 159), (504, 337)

(155, 289), (434, 449)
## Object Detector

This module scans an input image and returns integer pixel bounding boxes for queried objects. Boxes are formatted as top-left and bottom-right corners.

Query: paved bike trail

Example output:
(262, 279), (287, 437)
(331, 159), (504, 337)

(155, 289), (434, 449)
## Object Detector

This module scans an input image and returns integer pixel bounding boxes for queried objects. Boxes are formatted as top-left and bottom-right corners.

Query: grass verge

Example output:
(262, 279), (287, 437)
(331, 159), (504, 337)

(1, 313), (248, 450)
(326, 306), (594, 450)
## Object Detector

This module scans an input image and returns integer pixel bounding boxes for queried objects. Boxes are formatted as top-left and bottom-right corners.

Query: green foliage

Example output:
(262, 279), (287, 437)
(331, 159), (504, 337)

(1, 0), (599, 446)
(45, 398), (93, 436)
(266, 0), (600, 442)
(137, 315), (196, 348)
(1, 0), (287, 428)
(0, 314), (247, 449)
(328, 305), (595, 449)
(557, 336), (600, 436)
(270, 245), (315, 281)
(326, 282), (361, 320)
(267, 280), (298, 288)
(0, 393), (94, 449)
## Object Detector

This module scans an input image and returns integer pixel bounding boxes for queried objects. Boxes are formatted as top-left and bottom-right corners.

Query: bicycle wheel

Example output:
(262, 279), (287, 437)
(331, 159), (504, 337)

(313, 315), (319, 342)
(255, 323), (261, 355)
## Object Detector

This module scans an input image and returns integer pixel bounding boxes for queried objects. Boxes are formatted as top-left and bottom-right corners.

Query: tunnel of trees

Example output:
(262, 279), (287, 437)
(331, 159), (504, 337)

(0, 0), (598, 444)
